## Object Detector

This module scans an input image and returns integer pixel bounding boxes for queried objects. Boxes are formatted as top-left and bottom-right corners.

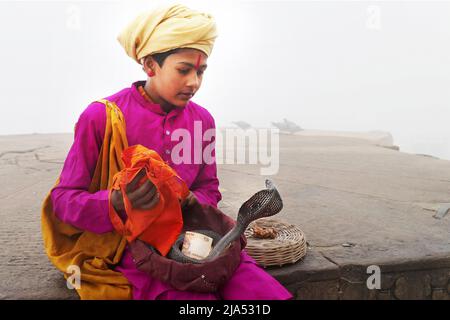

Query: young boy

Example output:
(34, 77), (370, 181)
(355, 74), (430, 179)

(45, 3), (293, 300)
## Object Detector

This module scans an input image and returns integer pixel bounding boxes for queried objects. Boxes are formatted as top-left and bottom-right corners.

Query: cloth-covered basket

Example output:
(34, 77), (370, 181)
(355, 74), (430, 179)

(244, 218), (306, 267)
(129, 201), (247, 293)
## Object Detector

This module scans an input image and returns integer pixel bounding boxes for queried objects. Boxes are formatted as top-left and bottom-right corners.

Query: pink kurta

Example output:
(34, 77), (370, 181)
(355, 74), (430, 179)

(50, 80), (293, 300)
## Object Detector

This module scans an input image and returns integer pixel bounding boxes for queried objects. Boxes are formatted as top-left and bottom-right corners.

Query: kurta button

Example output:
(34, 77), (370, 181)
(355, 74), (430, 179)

(165, 149), (171, 155)
(165, 130), (170, 136)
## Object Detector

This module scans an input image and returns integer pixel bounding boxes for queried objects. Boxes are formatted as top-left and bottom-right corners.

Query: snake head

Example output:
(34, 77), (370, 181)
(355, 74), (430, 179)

(236, 179), (283, 228)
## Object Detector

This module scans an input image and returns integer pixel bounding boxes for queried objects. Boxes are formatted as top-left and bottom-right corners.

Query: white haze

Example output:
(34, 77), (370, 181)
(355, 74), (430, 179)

(0, 0), (449, 159)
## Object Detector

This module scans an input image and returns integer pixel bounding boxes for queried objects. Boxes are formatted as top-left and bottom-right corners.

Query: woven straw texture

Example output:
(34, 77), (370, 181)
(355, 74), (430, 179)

(244, 218), (307, 267)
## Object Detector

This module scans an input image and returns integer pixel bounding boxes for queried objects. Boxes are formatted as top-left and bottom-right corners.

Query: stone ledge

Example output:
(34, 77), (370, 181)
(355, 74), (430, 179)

(267, 251), (450, 300)
(1, 133), (449, 300)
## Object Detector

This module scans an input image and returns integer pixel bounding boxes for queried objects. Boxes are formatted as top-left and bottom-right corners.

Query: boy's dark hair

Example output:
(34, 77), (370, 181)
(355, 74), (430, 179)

(151, 48), (183, 67)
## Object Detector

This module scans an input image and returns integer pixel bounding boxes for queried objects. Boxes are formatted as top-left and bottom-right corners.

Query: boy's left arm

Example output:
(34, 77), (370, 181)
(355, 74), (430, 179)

(186, 115), (222, 208)
(189, 160), (222, 208)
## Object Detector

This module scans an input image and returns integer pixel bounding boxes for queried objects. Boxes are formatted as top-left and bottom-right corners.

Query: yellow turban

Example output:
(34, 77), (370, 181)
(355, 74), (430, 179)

(117, 4), (218, 64)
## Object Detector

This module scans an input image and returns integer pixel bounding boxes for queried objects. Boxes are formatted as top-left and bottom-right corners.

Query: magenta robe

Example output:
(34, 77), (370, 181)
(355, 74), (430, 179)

(51, 81), (293, 300)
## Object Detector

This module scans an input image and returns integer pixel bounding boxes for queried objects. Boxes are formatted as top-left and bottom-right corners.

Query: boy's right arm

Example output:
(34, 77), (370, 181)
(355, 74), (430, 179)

(50, 102), (115, 234)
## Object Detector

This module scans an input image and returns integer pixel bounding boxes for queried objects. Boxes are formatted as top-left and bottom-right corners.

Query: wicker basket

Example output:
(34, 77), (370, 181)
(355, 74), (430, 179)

(244, 218), (306, 268)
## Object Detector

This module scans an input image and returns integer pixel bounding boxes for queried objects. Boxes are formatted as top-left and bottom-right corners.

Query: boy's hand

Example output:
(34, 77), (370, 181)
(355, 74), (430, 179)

(180, 191), (198, 209)
(111, 169), (160, 212)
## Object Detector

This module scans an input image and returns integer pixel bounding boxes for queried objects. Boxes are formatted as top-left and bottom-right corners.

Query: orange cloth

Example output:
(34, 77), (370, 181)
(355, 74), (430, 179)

(109, 145), (190, 256)
(41, 99), (132, 300)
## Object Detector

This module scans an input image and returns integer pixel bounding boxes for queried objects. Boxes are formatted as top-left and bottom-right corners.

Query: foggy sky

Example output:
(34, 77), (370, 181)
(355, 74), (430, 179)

(1, 0), (449, 159)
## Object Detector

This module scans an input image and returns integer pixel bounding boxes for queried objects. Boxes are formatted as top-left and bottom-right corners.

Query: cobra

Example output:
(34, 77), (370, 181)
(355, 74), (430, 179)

(161, 179), (283, 264)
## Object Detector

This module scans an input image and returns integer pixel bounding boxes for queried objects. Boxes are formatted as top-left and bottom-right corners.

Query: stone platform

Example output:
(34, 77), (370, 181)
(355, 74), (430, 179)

(0, 132), (449, 299)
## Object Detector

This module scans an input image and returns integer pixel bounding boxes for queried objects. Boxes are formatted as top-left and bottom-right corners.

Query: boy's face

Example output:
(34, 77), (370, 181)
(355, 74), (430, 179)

(147, 48), (208, 108)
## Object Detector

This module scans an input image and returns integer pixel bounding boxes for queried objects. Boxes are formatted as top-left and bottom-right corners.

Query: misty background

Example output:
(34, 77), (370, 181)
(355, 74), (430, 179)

(1, 0), (449, 160)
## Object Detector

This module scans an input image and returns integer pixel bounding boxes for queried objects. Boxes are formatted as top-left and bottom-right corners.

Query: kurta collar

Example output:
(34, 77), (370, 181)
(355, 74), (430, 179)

(131, 81), (186, 118)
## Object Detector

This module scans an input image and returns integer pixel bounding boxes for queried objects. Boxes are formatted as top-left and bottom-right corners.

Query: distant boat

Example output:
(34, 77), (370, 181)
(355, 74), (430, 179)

(271, 118), (303, 134)
(232, 121), (252, 130)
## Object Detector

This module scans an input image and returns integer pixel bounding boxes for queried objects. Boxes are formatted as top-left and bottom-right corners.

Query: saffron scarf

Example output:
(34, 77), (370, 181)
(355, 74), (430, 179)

(41, 99), (132, 300)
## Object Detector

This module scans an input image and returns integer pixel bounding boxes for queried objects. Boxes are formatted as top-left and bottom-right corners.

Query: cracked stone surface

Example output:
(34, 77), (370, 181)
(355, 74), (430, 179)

(218, 134), (450, 299)
(1, 132), (450, 299)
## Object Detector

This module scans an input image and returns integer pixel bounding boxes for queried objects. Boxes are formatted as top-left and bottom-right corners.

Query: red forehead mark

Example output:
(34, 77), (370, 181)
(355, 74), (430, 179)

(195, 54), (202, 70)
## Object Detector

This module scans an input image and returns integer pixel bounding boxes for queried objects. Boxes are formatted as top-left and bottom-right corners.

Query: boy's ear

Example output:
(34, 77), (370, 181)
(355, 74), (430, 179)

(142, 56), (157, 74)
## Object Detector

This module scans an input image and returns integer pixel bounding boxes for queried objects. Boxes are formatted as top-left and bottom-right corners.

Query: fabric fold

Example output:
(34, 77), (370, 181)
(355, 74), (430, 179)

(117, 3), (218, 64)
(108, 145), (190, 256)
(41, 99), (132, 300)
